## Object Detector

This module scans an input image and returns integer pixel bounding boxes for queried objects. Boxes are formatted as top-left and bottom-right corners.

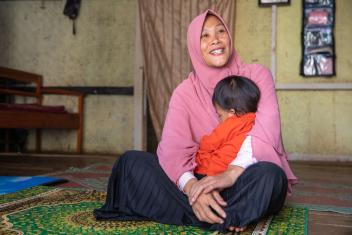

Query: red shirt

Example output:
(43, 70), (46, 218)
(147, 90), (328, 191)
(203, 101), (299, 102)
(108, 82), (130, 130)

(195, 113), (256, 176)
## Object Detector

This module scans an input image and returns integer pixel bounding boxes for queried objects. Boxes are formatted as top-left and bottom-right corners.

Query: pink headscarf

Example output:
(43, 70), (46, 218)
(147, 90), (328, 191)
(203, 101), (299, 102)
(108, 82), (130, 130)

(157, 10), (297, 190)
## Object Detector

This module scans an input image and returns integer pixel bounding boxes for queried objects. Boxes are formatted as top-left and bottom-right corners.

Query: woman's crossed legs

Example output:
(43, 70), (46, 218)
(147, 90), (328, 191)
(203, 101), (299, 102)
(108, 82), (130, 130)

(94, 150), (287, 233)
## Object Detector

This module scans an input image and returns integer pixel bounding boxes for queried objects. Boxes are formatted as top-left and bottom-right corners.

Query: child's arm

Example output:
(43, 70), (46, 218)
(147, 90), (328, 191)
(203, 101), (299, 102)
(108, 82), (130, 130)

(229, 136), (257, 168)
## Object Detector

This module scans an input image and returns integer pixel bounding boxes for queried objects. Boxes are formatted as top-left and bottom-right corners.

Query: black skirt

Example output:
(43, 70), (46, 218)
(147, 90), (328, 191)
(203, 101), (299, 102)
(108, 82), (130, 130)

(94, 150), (287, 233)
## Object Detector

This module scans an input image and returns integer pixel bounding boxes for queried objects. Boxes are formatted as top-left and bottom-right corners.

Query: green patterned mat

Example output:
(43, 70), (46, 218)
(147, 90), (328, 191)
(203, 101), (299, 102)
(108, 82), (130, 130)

(0, 186), (307, 235)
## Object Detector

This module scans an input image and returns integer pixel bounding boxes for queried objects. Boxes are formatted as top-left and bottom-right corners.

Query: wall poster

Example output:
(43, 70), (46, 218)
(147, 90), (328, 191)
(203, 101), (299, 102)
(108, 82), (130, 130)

(301, 0), (335, 77)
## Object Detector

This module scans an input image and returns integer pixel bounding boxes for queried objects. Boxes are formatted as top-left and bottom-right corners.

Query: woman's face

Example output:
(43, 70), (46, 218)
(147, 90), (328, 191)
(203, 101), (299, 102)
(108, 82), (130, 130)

(200, 15), (231, 67)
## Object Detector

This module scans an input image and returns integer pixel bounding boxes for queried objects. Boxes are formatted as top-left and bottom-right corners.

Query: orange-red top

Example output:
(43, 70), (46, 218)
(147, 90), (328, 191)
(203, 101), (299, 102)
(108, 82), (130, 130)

(195, 113), (256, 176)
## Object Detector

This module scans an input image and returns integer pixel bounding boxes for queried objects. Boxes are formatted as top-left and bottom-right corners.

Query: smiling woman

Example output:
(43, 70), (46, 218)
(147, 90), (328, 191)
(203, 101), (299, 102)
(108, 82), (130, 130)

(94, 9), (296, 234)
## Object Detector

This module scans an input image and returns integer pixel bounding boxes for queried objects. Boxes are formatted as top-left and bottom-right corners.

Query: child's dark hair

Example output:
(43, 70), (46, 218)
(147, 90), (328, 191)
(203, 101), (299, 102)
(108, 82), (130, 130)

(212, 75), (260, 116)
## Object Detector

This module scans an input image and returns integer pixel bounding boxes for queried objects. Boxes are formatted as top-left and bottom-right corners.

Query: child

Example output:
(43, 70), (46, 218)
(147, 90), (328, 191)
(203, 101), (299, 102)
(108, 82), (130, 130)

(188, 75), (260, 202)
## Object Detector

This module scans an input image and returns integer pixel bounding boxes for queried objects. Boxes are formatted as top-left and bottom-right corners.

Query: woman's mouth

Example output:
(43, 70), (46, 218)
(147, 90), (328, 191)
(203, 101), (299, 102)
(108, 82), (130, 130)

(210, 48), (224, 55)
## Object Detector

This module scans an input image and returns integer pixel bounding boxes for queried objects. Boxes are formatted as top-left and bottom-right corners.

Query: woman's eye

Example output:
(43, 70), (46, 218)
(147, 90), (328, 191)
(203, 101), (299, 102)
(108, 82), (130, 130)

(218, 29), (225, 34)
(201, 33), (209, 38)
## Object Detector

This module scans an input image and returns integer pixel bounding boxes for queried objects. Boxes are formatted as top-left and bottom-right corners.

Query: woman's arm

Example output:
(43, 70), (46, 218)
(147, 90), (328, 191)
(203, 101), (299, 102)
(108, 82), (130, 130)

(182, 166), (244, 224)
(157, 87), (199, 184)
(187, 134), (254, 222)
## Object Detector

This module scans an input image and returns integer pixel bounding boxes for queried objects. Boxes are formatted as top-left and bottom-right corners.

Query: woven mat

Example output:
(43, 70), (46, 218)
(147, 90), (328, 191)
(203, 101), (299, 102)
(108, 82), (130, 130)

(44, 163), (112, 191)
(0, 186), (307, 235)
(46, 163), (352, 215)
(287, 180), (352, 214)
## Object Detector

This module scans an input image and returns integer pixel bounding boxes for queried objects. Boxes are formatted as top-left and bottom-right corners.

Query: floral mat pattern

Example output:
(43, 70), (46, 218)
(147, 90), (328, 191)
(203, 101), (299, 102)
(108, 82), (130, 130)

(0, 186), (307, 235)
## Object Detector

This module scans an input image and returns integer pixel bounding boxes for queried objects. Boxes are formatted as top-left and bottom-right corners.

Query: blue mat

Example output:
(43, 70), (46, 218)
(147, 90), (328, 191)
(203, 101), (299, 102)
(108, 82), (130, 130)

(0, 176), (66, 195)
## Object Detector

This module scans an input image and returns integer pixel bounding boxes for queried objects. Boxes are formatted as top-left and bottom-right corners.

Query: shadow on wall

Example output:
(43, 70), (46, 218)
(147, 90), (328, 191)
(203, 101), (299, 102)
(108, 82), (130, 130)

(0, 4), (13, 66)
(147, 103), (158, 154)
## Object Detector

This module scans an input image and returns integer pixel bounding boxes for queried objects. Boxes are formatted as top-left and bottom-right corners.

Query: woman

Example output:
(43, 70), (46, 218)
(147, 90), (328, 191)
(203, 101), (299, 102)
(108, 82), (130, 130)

(94, 10), (297, 233)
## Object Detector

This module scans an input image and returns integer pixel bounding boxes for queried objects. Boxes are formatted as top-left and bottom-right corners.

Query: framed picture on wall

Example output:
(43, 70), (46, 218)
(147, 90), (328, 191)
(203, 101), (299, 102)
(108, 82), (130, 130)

(258, 0), (290, 7)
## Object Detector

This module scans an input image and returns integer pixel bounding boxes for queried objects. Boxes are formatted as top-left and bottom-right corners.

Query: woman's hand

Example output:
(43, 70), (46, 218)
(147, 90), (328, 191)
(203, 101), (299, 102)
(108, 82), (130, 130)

(191, 191), (227, 224)
(187, 179), (209, 204)
(189, 165), (244, 205)
(184, 179), (227, 224)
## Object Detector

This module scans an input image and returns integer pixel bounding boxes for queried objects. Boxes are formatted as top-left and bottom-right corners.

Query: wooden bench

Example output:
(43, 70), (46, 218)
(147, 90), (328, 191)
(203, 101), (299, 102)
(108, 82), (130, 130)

(0, 66), (84, 153)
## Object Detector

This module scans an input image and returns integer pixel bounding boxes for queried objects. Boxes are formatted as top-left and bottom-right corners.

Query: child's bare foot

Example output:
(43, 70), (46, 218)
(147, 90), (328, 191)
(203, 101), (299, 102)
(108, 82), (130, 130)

(228, 226), (247, 233)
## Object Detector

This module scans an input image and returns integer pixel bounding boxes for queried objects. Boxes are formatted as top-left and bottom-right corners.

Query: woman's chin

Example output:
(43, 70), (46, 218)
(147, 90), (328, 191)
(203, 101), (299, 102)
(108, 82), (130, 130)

(209, 60), (228, 68)
(205, 54), (230, 67)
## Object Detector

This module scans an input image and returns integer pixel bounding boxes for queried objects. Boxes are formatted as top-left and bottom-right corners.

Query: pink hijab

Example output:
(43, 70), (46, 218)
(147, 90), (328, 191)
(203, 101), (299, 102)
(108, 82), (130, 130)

(157, 10), (297, 190)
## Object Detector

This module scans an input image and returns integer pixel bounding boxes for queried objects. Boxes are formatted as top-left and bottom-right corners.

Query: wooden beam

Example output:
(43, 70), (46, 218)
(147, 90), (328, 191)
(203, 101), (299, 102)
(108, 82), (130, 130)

(275, 83), (352, 90)
(133, 2), (147, 151)
(288, 153), (352, 162)
(0, 112), (80, 129)
(271, 5), (277, 81)
(0, 86), (134, 95)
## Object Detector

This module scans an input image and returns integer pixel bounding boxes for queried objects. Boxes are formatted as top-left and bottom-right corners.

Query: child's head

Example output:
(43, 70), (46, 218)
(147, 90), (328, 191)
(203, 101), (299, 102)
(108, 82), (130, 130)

(212, 75), (260, 122)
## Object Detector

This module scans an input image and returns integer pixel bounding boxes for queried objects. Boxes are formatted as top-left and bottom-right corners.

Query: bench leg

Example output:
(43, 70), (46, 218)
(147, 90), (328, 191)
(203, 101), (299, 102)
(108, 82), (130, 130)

(77, 127), (82, 154)
(5, 129), (10, 152)
(36, 129), (42, 152)
(77, 96), (84, 154)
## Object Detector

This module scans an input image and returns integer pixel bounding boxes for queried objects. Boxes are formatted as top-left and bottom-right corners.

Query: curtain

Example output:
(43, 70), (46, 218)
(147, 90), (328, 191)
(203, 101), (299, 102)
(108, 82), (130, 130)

(139, 0), (235, 140)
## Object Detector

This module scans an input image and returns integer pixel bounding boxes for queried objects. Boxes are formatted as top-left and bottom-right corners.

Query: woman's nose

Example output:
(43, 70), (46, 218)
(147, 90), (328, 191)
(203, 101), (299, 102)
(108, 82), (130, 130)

(210, 36), (220, 45)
